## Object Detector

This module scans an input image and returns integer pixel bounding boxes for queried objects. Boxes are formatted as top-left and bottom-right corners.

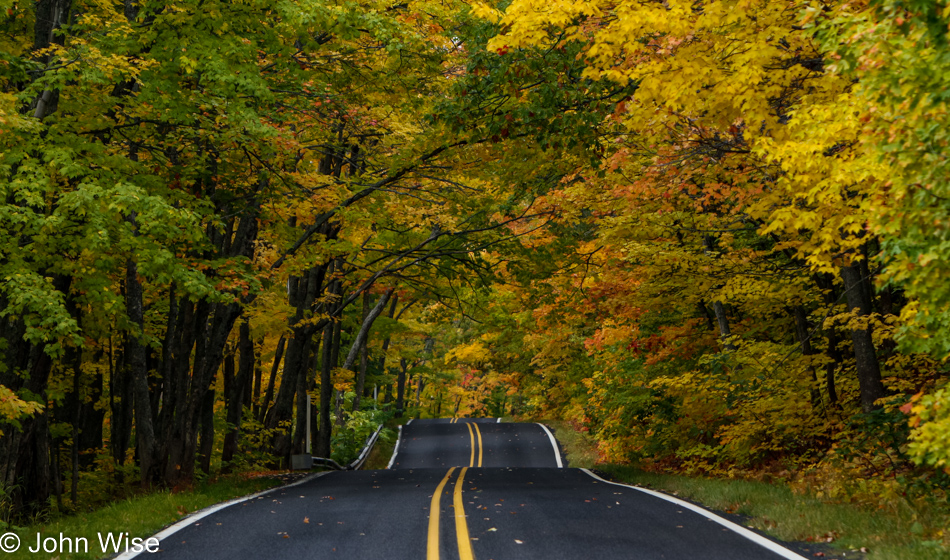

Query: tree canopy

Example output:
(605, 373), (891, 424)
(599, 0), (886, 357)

(1, 0), (949, 525)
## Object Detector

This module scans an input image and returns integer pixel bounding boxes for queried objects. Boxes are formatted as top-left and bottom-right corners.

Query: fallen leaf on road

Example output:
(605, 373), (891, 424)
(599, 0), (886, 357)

(514, 540), (523, 544)
(304, 517), (309, 523)
(487, 528), (497, 532)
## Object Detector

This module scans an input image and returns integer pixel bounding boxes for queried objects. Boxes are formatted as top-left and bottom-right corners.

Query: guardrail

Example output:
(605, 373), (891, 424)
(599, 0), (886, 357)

(297, 423), (384, 471)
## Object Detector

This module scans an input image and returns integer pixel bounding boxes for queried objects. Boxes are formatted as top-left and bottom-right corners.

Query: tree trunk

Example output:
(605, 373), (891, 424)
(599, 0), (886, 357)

(353, 292), (373, 412)
(264, 262), (326, 457)
(292, 336), (317, 455)
(712, 300), (735, 351)
(111, 334), (133, 473)
(316, 321), (335, 458)
(126, 256), (159, 487)
(257, 335), (285, 422)
(197, 387), (216, 475)
(792, 305), (822, 408)
(396, 358), (408, 416)
(222, 321), (254, 470)
(251, 338), (264, 418)
(840, 263), (886, 412)
(349, 289), (394, 412)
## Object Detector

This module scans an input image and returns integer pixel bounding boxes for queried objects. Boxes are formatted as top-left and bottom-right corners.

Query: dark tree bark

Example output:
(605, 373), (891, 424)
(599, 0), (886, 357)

(0, 278), (70, 516)
(163, 194), (260, 486)
(840, 262), (886, 412)
(257, 335), (285, 422)
(250, 338), (263, 416)
(697, 301), (716, 331)
(396, 358), (408, 416)
(813, 273), (841, 406)
(111, 335), (133, 474)
(222, 321), (255, 470)
(348, 289), (394, 412)
(264, 261), (327, 458)
(79, 354), (105, 467)
(352, 292), (373, 412)
(292, 335), (317, 455)
(792, 306), (822, 408)
(712, 301), (735, 351)
(196, 387), (216, 475)
(126, 255), (159, 486)
(69, 347), (81, 503)
(316, 321), (336, 458)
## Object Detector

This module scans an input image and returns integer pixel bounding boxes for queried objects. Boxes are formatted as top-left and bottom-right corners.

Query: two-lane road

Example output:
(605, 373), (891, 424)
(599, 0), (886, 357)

(141, 419), (814, 560)
(390, 419), (560, 469)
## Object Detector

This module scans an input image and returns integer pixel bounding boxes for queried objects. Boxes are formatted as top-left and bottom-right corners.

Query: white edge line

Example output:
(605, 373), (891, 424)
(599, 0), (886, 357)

(387, 425), (403, 469)
(496, 417), (501, 423)
(406, 418), (413, 425)
(579, 469), (809, 560)
(113, 471), (332, 560)
(536, 423), (563, 468)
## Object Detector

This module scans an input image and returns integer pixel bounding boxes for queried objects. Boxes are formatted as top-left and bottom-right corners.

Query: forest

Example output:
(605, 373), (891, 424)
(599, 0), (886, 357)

(1, 0), (949, 532)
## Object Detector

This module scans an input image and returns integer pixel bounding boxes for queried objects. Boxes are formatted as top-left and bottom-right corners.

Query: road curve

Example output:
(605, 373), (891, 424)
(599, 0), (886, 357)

(140, 420), (818, 560)
(391, 419), (561, 469)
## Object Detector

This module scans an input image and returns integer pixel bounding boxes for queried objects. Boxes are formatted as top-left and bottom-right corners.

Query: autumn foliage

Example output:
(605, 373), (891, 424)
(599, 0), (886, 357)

(1, 0), (950, 534)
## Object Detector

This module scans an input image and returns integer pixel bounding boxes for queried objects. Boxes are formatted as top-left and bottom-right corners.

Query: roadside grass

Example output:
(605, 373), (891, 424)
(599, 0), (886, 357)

(546, 419), (600, 469)
(361, 414), (409, 470)
(548, 419), (950, 560)
(6, 474), (283, 560)
(601, 466), (950, 560)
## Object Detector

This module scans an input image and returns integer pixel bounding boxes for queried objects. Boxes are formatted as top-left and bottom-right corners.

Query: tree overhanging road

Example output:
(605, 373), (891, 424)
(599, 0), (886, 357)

(144, 420), (815, 560)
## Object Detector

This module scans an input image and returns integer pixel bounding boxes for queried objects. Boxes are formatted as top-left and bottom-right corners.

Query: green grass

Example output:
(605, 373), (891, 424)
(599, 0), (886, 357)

(361, 415), (409, 470)
(6, 475), (283, 560)
(546, 418), (950, 560)
(601, 466), (950, 560)
(546, 419), (601, 469)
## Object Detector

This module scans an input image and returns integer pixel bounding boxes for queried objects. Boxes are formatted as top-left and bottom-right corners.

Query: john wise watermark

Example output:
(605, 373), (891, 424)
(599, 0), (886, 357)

(0, 532), (160, 554)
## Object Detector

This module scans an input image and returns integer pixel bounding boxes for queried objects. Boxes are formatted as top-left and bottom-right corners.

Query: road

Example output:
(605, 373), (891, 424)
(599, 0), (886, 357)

(143, 419), (813, 560)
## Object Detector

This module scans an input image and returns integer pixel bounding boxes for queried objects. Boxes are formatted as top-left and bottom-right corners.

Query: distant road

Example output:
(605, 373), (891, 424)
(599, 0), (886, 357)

(390, 418), (560, 469)
(146, 419), (810, 560)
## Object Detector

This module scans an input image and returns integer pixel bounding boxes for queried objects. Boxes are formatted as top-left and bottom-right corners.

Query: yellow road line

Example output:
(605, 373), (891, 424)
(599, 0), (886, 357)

(473, 422), (483, 467)
(466, 423), (476, 467)
(427, 467), (456, 560)
(453, 466), (475, 560)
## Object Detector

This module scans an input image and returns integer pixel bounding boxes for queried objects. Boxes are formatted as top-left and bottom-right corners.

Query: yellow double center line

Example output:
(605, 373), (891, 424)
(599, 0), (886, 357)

(465, 423), (483, 468)
(428, 421), (484, 560)
(428, 467), (475, 560)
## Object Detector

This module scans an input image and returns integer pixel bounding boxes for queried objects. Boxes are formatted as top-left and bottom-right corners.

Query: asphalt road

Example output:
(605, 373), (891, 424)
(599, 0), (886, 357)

(390, 419), (561, 469)
(142, 419), (812, 560)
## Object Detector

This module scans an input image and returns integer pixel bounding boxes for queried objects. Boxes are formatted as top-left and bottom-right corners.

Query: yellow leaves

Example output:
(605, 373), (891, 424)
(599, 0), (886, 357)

(906, 387), (950, 468)
(444, 341), (492, 365)
(0, 384), (44, 436)
(471, 1), (503, 23)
